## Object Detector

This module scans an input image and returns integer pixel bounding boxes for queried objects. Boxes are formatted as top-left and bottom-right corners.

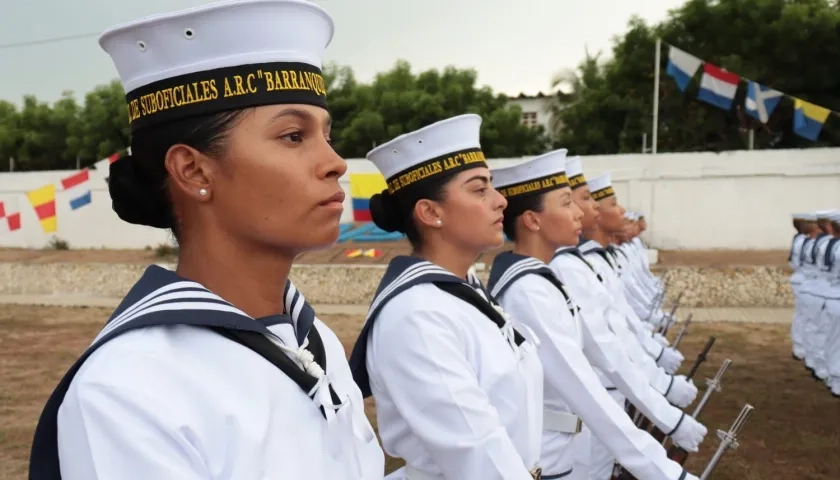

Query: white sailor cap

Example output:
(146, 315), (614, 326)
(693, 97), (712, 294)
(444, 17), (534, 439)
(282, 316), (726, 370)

(491, 149), (569, 200)
(816, 210), (837, 220)
(829, 211), (840, 222)
(801, 213), (818, 221)
(99, 0), (334, 134)
(564, 156), (587, 190)
(367, 114), (487, 197)
(588, 172), (615, 201)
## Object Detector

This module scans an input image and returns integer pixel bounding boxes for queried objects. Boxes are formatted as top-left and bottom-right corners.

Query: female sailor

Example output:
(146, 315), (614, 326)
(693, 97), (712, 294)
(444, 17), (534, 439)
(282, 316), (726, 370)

(486, 151), (699, 480)
(614, 214), (658, 319)
(348, 114), (544, 480)
(547, 157), (707, 480)
(789, 213), (818, 360)
(574, 172), (686, 375)
(28, 1), (384, 478)
(821, 212), (840, 396)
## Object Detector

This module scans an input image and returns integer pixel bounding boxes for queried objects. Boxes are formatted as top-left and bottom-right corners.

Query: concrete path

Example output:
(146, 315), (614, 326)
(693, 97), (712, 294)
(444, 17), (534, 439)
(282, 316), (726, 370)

(0, 294), (792, 323)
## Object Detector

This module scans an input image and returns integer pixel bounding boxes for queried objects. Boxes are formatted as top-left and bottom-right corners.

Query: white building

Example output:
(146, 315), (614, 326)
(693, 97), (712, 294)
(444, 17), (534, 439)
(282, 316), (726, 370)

(505, 91), (556, 134)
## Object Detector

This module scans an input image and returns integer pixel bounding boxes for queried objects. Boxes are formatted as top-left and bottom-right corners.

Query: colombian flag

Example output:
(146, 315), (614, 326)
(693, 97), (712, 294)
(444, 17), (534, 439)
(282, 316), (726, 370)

(26, 184), (57, 233)
(349, 173), (387, 222)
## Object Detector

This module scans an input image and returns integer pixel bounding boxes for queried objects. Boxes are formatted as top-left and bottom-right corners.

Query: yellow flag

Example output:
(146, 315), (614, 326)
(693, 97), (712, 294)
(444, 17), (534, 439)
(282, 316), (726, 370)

(350, 173), (387, 199)
(26, 184), (57, 233)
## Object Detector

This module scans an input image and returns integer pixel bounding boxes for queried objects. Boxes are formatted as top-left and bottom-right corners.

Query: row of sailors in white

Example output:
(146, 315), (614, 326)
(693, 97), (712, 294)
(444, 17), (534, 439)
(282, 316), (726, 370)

(30, 2), (711, 478)
(348, 113), (708, 480)
(788, 210), (840, 397)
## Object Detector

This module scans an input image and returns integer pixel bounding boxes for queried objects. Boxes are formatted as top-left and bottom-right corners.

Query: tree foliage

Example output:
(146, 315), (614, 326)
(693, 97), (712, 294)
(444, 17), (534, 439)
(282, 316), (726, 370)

(0, 61), (548, 171)
(550, 0), (840, 154)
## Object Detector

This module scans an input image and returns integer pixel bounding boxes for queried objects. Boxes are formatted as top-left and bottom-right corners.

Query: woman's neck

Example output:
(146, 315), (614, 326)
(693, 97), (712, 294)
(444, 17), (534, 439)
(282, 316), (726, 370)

(584, 225), (610, 247)
(512, 234), (556, 264)
(176, 235), (293, 319)
(415, 244), (478, 279)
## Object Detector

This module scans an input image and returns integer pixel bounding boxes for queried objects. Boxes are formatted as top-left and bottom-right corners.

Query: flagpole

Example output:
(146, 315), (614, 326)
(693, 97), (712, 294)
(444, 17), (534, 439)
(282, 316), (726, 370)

(652, 38), (661, 154)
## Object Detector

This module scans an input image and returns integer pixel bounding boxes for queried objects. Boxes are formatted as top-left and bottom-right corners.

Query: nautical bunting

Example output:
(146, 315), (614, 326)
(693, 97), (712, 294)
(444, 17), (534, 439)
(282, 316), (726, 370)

(7, 212), (21, 232)
(661, 40), (836, 141)
(61, 170), (92, 210)
(0, 200), (21, 232)
(745, 81), (783, 124)
(793, 99), (831, 141)
(665, 45), (703, 92)
(0, 148), (129, 236)
(697, 64), (739, 111)
(26, 184), (57, 233)
(344, 248), (382, 259)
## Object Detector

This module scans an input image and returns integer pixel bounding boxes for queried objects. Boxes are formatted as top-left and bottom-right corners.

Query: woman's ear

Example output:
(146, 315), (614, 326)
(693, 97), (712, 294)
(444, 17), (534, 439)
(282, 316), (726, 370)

(165, 144), (215, 202)
(414, 198), (444, 229)
(520, 210), (541, 233)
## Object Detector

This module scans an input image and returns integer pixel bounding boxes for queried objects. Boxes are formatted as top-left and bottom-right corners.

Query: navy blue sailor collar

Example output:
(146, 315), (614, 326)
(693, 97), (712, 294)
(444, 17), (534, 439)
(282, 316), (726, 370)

(348, 255), (472, 398)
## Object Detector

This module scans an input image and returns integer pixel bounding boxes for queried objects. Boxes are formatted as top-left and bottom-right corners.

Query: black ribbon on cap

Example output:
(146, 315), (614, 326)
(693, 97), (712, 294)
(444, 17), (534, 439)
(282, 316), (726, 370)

(125, 61), (328, 134)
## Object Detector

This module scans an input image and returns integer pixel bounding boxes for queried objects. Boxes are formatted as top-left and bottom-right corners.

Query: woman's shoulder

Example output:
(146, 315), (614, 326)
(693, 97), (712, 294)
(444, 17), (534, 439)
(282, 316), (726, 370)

(380, 282), (469, 317)
(70, 325), (232, 394)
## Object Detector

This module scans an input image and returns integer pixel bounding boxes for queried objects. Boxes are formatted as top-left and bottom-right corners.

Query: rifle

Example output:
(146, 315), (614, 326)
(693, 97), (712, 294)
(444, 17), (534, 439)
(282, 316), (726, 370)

(699, 404), (754, 479)
(671, 313), (694, 349)
(612, 337), (717, 480)
(658, 292), (684, 337)
(665, 359), (733, 465)
(686, 336), (716, 380)
(643, 288), (666, 324)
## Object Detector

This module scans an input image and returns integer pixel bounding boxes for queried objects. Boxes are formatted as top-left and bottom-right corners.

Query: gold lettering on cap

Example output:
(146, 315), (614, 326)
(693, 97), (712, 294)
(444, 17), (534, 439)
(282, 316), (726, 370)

(127, 64), (327, 127)
(498, 173), (569, 198)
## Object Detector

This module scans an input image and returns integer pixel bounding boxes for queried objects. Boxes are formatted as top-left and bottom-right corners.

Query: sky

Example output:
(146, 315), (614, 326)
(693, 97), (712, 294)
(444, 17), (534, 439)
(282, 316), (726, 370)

(0, 0), (687, 106)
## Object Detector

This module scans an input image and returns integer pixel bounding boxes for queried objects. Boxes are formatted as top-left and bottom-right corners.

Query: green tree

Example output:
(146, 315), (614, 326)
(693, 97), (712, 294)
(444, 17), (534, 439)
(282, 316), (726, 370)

(74, 80), (131, 165)
(0, 60), (548, 171)
(15, 92), (80, 171)
(330, 60), (550, 158)
(551, 0), (840, 154)
(0, 100), (20, 168)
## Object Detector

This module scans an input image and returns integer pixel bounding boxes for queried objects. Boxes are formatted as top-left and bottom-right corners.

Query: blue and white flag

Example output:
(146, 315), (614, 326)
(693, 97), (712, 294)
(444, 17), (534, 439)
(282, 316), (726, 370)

(665, 45), (703, 92)
(745, 81), (783, 123)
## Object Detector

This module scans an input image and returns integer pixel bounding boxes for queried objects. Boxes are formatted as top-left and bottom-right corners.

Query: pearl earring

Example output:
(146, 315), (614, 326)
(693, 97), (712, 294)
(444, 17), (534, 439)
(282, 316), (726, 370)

(199, 188), (208, 196)
(436, 219), (442, 226)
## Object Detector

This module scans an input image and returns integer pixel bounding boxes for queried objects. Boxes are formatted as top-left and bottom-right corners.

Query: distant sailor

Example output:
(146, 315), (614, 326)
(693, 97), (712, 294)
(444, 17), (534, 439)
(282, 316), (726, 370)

(789, 213), (817, 360)
(614, 213), (651, 314)
(799, 210), (837, 377)
(575, 172), (686, 375)
(349, 114), (545, 480)
(486, 150), (700, 480)
(820, 211), (840, 397)
(548, 158), (706, 480)
(803, 210), (840, 382)
(28, 1), (385, 478)
(791, 212), (821, 361)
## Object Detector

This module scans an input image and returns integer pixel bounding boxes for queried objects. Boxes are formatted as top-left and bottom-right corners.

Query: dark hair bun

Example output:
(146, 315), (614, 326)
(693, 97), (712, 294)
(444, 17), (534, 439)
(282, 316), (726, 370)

(108, 155), (173, 229)
(369, 190), (404, 233)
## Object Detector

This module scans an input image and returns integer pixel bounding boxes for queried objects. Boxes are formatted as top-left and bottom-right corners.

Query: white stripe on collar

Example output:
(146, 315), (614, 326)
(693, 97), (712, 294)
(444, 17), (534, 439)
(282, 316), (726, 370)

(367, 262), (452, 320)
(490, 257), (544, 298)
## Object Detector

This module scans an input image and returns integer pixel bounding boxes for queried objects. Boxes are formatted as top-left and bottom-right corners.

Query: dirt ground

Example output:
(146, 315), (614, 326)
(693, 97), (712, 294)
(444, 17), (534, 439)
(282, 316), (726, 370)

(2, 305), (835, 480)
(0, 245), (790, 267)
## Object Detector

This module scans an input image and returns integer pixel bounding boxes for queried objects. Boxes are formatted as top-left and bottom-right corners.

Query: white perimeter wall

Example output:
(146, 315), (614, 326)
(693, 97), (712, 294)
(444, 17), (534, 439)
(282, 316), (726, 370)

(0, 147), (838, 250)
